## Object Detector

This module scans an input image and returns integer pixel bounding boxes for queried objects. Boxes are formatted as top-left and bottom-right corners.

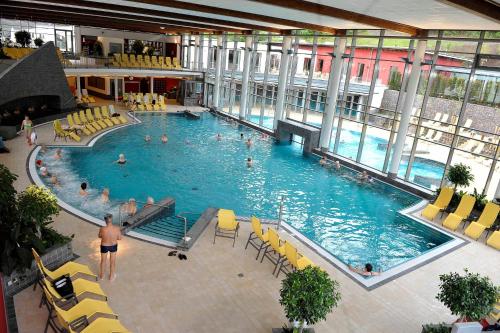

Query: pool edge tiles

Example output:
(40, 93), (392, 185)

(279, 199), (466, 290)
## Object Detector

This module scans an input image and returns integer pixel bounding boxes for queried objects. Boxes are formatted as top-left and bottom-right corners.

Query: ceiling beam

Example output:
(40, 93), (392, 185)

(132, 0), (337, 34)
(441, 0), (500, 22)
(0, 7), (212, 34)
(250, 0), (420, 35)
(1, 2), (241, 33)
(7, 0), (282, 33)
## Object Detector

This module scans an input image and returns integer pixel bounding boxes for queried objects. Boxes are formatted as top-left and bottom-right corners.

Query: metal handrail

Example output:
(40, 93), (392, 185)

(176, 211), (199, 247)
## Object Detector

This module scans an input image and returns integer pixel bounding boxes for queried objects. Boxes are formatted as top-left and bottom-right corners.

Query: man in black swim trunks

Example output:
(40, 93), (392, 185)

(98, 214), (122, 280)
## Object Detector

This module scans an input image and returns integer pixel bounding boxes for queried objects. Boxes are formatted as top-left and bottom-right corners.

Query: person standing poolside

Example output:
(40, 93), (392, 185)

(21, 116), (33, 144)
(98, 214), (122, 281)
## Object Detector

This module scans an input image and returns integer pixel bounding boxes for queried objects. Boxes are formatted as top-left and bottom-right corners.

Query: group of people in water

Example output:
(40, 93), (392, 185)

(144, 134), (168, 144)
(215, 130), (271, 169)
(36, 148), (63, 186)
(319, 156), (374, 183)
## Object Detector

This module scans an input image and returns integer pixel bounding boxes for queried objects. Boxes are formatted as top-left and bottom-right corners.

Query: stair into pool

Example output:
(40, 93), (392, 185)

(133, 215), (198, 244)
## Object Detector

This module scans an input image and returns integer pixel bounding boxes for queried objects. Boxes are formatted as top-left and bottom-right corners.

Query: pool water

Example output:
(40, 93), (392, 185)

(248, 115), (445, 187)
(37, 113), (452, 271)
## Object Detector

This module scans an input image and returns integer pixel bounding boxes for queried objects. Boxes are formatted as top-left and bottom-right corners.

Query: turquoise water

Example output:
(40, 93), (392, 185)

(37, 113), (452, 271)
(248, 115), (446, 187)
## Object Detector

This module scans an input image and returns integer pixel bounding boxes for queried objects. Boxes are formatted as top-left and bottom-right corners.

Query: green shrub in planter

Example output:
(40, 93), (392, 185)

(421, 323), (452, 333)
(436, 269), (499, 322)
(14, 30), (31, 47)
(34, 38), (44, 47)
(280, 266), (341, 333)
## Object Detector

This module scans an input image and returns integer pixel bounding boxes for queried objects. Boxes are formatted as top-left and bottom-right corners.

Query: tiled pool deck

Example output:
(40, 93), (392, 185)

(2, 103), (499, 333)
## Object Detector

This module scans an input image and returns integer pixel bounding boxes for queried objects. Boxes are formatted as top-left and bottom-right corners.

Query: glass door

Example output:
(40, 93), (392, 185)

(55, 29), (73, 52)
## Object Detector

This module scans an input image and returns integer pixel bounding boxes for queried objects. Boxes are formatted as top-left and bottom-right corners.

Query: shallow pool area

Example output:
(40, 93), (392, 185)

(34, 112), (458, 278)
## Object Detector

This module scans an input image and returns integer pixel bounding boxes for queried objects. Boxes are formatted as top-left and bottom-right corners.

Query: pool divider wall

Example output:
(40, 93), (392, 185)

(181, 207), (218, 250)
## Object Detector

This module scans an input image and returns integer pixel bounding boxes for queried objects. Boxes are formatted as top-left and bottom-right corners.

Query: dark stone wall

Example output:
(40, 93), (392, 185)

(380, 89), (499, 133)
(0, 42), (76, 112)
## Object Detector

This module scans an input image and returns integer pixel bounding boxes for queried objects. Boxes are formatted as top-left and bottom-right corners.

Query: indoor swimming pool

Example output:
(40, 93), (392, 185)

(35, 112), (454, 273)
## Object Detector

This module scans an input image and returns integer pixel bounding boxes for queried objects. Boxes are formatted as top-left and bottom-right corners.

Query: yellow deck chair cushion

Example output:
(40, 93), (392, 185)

(95, 108), (113, 127)
(72, 317), (131, 333)
(68, 114), (90, 136)
(90, 108), (108, 128)
(476, 202), (500, 228)
(443, 195), (475, 231)
(32, 248), (97, 281)
(284, 241), (313, 270)
(486, 231), (500, 250)
(43, 277), (106, 302)
(268, 228), (285, 256)
(251, 216), (268, 242)
(68, 131), (81, 142)
(53, 297), (116, 329)
(464, 222), (487, 240)
(217, 209), (239, 230)
(103, 107), (121, 125)
(84, 109), (102, 130)
(421, 187), (454, 221)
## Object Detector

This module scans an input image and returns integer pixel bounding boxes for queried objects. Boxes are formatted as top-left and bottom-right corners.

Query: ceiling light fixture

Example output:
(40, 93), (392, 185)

(160, 26), (165, 30)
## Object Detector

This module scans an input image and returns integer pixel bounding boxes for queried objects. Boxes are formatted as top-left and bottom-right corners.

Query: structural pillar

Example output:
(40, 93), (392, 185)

(76, 75), (82, 99)
(213, 35), (223, 109)
(193, 35), (200, 70)
(114, 77), (119, 102)
(318, 37), (347, 150)
(273, 36), (293, 130)
(150, 77), (154, 95)
(239, 35), (253, 120)
(122, 78), (126, 96)
(388, 39), (427, 178)
(74, 26), (81, 55)
(495, 179), (500, 200)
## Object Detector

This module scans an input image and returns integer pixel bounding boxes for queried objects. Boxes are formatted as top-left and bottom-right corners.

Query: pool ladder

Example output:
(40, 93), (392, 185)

(176, 212), (198, 249)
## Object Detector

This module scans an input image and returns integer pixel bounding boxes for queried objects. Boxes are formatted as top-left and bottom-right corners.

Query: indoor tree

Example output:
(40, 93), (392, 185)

(0, 164), (70, 275)
(436, 269), (498, 322)
(446, 163), (474, 191)
(131, 40), (145, 55)
(14, 30), (32, 47)
(280, 266), (341, 333)
(34, 38), (44, 47)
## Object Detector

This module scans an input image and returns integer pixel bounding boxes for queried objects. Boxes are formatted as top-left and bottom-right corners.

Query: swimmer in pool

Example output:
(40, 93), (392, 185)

(334, 160), (341, 171)
(116, 154), (126, 164)
(216, 133), (222, 141)
(246, 138), (253, 148)
(124, 198), (137, 216)
(50, 175), (60, 187)
(54, 148), (62, 160)
(348, 263), (381, 276)
(40, 166), (50, 177)
(145, 135), (151, 142)
(319, 156), (328, 166)
(80, 182), (88, 196)
(246, 157), (253, 168)
(358, 171), (369, 182)
(240, 133), (244, 140)
(101, 188), (110, 203)
(144, 196), (154, 208)
(161, 134), (168, 143)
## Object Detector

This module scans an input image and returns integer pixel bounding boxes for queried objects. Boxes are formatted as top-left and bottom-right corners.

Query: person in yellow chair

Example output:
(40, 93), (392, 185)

(98, 213), (122, 281)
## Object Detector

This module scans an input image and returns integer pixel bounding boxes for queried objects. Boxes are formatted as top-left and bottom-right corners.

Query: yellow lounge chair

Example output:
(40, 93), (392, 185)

(138, 104), (145, 111)
(213, 209), (240, 246)
(260, 228), (286, 276)
(95, 107), (114, 127)
(73, 113), (96, 133)
(54, 120), (81, 142)
(109, 105), (128, 124)
(146, 103), (153, 111)
(443, 195), (476, 231)
(489, 303), (500, 322)
(421, 187), (454, 221)
(42, 278), (107, 305)
(153, 104), (160, 111)
(464, 202), (500, 240)
(67, 114), (90, 136)
(102, 106), (121, 125)
(69, 317), (131, 333)
(42, 285), (116, 332)
(32, 248), (97, 282)
(81, 110), (102, 130)
(89, 108), (108, 128)
(486, 231), (500, 250)
(245, 216), (269, 260)
(276, 241), (314, 277)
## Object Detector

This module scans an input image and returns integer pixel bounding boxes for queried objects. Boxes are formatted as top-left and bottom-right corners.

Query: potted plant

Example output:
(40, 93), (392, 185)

(436, 269), (498, 333)
(34, 38), (44, 48)
(131, 40), (145, 55)
(278, 266), (341, 333)
(0, 164), (72, 276)
(446, 163), (474, 192)
(14, 30), (32, 47)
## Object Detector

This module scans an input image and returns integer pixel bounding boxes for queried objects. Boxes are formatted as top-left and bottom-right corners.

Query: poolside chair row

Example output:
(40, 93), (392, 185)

(421, 188), (500, 250)
(111, 54), (182, 70)
(68, 106), (128, 135)
(134, 103), (167, 112)
(32, 249), (130, 333)
(2, 47), (34, 59)
(125, 92), (167, 104)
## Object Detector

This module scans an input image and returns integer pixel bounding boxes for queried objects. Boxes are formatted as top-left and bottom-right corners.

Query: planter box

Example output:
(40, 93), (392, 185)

(451, 322), (482, 333)
(1, 241), (73, 297)
(0, 126), (18, 140)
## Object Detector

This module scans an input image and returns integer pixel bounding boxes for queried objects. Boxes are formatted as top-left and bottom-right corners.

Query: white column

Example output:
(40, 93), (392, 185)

(239, 35), (253, 120)
(150, 77), (154, 95)
(114, 77), (119, 102)
(193, 35), (200, 70)
(273, 36), (293, 129)
(389, 39), (427, 177)
(122, 78), (126, 95)
(76, 75), (81, 99)
(495, 179), (500, 200)
(74, 26), (81, 55)
(213, 35), (223, 109)
(319, 37), (347, 149)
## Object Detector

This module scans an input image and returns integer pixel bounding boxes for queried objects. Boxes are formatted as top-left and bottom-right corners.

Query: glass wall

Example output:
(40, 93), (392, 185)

(203, 30), (500, 198)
